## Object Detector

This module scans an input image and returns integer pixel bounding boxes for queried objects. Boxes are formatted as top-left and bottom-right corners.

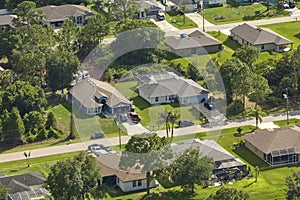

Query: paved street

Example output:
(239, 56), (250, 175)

(1, 110), (300, 163)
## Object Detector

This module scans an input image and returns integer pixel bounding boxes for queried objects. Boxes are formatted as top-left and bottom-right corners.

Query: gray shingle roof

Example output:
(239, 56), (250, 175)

(138, 72), (208, 98)
(69, 78), (131, 109)
(169, 0), (197, 6)
(0, 14), (16, 28)
(171, 139), (245, 170)
(41, 4), (94, 22)
(137, 0), (162, 11)
(165, 30), (222, 50)
(243, 125), (300, 154)
(230, 23), (293, 46)
(0, 172), (45, 194)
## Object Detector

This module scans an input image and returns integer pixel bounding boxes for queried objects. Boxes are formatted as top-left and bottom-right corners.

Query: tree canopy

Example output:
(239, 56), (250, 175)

(286, 170), (300, 200)
(46, 152), (103, 200)
(171, 148), (214, 193)
(206, 187), (249, 200)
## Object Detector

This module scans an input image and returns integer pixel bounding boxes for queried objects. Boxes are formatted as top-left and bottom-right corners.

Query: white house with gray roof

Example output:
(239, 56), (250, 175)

(171, 139), (246, 174)
(230, 23), (293, 52)
(41, 4), (95, 28)
(137, 72), (209, 105)
(136, 0), (162, 19)
(68, 78), (131, 116)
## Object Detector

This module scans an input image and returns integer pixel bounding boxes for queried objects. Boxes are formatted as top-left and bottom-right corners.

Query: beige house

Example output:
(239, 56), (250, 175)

(68, 78), (131, 116)
(230, 23), (293, 52)
(96, 153), (157, 192)
(243, 126), (300, 166)
(165, 30), (223, 56)
(41, 4), (95, 28)
(137, 72), (209, 105)
(0, 15), (16, 31)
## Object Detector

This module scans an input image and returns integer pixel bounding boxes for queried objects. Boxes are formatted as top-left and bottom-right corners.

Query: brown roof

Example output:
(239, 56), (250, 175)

(230, 23), (293, 46)
(96, 153), (147, 182)
(69, 78), (131, 109)
(165, 30), (222, 50)
(41, 4), (94, 22)
(0, 14), (16, 28)
(243, 126), (300, 154)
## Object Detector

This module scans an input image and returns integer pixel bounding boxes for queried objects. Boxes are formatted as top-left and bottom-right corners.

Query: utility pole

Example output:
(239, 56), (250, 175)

(201, 0), (205, 32)
(283, 88), (289, 124)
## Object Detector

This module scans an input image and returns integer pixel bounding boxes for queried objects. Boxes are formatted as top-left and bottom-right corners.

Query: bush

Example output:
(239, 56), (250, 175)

(48, 126), (62, 139)
(227, 100), (244, 116)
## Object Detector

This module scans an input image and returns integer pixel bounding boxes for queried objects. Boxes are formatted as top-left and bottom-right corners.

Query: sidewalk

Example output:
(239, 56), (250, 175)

(1, 110), (300, 163)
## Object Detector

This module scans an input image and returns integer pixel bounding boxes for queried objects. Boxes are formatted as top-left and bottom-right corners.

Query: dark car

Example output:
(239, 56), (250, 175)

(178, 120), (195, 127)
(90, 132), (105, 139)
(204, 102), (214, 110)
(128, 112), (141, 123)
(289, 2), (295, 8)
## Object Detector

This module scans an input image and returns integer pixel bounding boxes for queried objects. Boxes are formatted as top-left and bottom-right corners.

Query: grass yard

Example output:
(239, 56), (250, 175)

(203, 4), (290, 25)
(260, 21), (300, 49)
(273, 118), (300, 127)
(165, 10), (198, 29)
(0, 152), (81, 176)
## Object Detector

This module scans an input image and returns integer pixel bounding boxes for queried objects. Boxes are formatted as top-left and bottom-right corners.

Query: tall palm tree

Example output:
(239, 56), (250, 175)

(168, 111), (180, 142)
(250, 105), (266, 129)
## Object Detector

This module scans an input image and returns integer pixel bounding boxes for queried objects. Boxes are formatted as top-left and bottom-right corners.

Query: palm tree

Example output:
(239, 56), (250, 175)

(168, 111), (180, 142)
(254, 166), (260, 182)
(250, 105), (266, 129)
(179, 5), (187, 25)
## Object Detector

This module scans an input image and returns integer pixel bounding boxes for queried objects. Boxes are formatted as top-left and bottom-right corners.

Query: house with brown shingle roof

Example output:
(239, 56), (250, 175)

(0, 15), (16, 31)
(40, 4), (94, 28)
(243, 126), (300, 166)
(230, 23), (293, 52)
(165, 30), (223, 56)
(96, 153), (157, 192)
(68, 78), (131, 116)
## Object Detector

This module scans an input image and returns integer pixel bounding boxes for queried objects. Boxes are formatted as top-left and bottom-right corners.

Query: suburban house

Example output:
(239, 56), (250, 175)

(0, 15), (16, 31)
(137, 0), (162, 19)
(171, 139), (246, 176)
(243, 126), (300, 167)
(202, 0), (226, 7)
(168, 0), (200, 12)
(230, 23), (293, 52)
(96, 153), (157, 192)
(68, 78), (131, 116)
(0, 172), (50, 200)
(41, 4), (95, 28)
(137, 72), (209, 105)
(165, 30), (223, 56)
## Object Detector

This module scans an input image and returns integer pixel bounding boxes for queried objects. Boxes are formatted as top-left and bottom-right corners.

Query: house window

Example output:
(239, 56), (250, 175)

(191, 48), (196, 54)
(76, 16), (83, 25)
(155, 97), (159, 102)
(138, 180), (142, 186)
(166, 96), (168, 101)
(132, 180), (137, 187)
(117, 177), (119, 183)
(261, 45), (265, 50)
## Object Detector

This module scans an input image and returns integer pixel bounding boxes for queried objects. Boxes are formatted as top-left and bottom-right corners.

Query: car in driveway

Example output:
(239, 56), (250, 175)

(90, 132), (105, 139)
(204, 102), (214, 110)
(178, 120), (194, 127)
(156, 12), (165, 20)
(128, 112), (141, 123)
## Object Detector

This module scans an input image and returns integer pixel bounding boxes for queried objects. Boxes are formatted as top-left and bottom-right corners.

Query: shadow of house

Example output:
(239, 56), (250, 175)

(0, 172), (50, 200)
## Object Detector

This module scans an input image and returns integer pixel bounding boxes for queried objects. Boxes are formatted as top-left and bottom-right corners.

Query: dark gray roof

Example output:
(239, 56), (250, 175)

(0, 14), (16, 28)
(69, 78), (131, 108)
(41, 4), (94, 22)
(165, 30), (222, 50)
(243, 125), (300, 154)
(138, 72), (208, 98)
(169, 0), (198, 6)
(230, 23), (293, 46)
(0, 172), (45, 194)
(171, 139), (245, 170)
(137, 0), (162, 11)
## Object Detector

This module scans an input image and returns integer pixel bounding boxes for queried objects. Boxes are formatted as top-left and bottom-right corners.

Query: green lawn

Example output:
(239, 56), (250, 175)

(0, 152), (81, 176)
(203, 4), (289, 25)
(273, 118), (300, 127)
(165, 10), (198, 29)
(260, 21), (300, 49)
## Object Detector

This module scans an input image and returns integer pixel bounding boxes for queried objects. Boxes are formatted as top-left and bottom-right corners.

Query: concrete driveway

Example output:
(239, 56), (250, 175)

(150, 18), (179, 32)
(122, 120), (150, 136)
(185, 12), (214, 29)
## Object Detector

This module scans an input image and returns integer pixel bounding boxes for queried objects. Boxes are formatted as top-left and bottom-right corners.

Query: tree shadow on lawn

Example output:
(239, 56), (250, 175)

(223, 38), (241, 51)
(131, 96), (152, 110)
(142, 190), (194, 200)
(295, 33), (300, 40)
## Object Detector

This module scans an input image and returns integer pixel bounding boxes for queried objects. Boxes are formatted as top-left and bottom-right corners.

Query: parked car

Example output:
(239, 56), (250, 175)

(204, 102), (214, 110)
(178, 120), (194, 127)
(128, 112), (141, 123)
(283, 2), (289, 8)
(156, 12), (165, 20)
(90, 132), (105, 139)
(289, 2), (295, 8)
